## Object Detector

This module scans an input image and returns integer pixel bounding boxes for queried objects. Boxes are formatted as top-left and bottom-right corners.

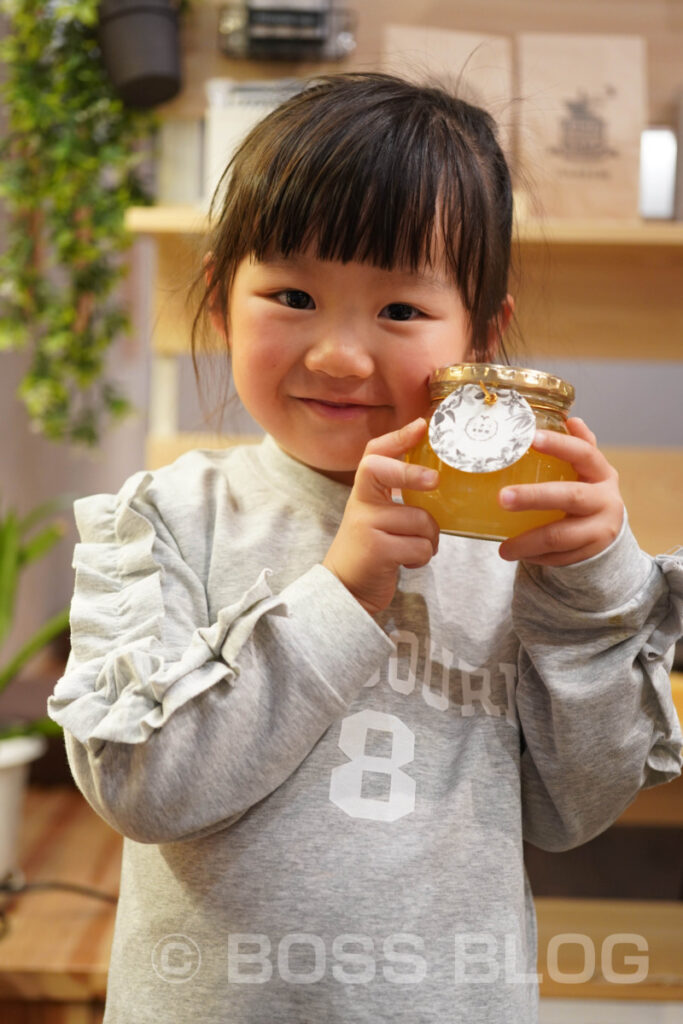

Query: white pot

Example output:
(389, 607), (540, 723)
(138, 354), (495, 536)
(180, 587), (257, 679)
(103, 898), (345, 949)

(0, 735), (47, 881)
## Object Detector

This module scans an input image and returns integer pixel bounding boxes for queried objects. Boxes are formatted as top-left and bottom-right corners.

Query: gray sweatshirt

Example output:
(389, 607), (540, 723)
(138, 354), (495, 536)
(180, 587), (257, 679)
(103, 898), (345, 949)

(48, 436), (683, 1024)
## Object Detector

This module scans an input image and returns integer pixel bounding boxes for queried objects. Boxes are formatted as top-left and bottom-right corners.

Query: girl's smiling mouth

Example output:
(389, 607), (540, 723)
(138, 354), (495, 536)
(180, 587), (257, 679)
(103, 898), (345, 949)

(296, 396), (385, 420)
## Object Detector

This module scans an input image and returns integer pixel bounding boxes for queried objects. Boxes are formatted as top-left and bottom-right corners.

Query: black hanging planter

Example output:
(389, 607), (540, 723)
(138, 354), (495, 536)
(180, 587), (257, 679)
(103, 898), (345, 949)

(98, 0), (182, 108)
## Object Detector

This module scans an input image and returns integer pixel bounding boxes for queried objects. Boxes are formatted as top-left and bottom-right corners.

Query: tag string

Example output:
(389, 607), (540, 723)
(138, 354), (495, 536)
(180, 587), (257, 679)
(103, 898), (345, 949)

(479, 380), (497, 405)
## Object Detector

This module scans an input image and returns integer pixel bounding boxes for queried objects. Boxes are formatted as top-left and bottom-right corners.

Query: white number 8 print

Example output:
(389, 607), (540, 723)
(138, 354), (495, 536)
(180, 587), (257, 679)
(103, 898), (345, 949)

(329, 709), (416, 821)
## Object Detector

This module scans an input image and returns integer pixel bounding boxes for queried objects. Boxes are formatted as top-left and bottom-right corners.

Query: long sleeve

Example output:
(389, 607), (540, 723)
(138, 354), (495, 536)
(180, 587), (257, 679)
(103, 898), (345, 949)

(513, 517), (682, 851)
(48, 467), (393, 843)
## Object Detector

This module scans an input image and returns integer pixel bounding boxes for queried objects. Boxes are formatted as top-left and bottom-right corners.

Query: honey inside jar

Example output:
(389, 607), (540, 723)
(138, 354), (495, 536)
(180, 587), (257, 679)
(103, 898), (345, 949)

(402, 364), (578, 541)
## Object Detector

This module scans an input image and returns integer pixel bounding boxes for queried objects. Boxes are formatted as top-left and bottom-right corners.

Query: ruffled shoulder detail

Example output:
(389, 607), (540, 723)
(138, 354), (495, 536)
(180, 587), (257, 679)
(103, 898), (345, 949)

(48, 472), (287, 748)
(649, 548), (683, 658)
(638, 548), (683, 781)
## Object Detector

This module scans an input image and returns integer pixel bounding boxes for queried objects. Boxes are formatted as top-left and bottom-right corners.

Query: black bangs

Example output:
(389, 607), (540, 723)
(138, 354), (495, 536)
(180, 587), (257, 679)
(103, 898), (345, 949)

(197, 73), (513, 364)
(220, 85), (484, 286)
(250, 100), (443, 273)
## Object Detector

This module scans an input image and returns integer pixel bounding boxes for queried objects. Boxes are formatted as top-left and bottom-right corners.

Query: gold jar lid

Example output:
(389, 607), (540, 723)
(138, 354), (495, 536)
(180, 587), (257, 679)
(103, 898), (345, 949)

(429, 363), (575, 413)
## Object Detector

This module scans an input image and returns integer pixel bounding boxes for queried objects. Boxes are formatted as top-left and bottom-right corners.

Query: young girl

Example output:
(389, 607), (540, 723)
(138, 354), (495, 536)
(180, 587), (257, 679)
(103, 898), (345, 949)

(49, 73), (682, 1023)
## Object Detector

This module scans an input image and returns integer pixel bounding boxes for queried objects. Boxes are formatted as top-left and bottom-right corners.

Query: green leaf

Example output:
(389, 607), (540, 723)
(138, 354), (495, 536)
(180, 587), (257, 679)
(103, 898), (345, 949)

(0, 604), (70, 697)
(0, 513), (21, 647)
(18, 522), (66, 569)
(17, 496), (72, 535)
(0, 320), (29, 351)
(0, 715), (63, 740)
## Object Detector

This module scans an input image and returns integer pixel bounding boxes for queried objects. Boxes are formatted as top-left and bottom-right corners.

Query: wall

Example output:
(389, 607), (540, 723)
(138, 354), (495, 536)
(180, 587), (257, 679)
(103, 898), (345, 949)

(167, 0), (683, 127)
(0, 270), (151, 663)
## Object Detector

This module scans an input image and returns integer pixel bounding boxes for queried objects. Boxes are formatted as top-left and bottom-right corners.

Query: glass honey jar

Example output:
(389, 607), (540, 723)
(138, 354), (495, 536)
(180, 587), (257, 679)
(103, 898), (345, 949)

(402, 363), (578, 541)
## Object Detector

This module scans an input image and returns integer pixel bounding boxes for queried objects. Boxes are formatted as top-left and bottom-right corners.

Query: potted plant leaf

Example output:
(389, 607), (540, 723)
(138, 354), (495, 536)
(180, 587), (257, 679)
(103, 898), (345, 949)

(0, 497), (70, 880)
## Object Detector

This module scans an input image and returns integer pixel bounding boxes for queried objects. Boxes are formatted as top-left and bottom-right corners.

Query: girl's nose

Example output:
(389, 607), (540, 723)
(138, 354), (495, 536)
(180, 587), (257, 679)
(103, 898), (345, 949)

(304, 334), (374, 379)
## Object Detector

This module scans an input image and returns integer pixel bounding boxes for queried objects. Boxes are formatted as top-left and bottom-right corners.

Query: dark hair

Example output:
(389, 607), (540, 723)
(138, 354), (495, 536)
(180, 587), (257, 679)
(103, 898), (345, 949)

(192, 71), (513, 373)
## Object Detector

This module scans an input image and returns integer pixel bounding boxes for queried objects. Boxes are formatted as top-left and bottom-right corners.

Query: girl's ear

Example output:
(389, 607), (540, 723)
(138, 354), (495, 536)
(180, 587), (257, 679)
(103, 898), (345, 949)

(484, 293), (515, 360)
(204, 253), (229, 346)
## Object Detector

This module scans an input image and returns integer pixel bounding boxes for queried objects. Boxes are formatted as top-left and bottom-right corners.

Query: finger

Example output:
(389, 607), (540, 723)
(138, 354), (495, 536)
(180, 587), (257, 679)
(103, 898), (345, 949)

(400, 536), (440, 569)
(565, 416), (597, 447)
(498, 511), (620, 562)
(364, 417), (428, 459)
(499, 479), (607, 516)
(499, 520), (582, 562)
(348, 516), (439, 573)
(366, 502), (441, 545)
(355, 452), (438, 503)
(384, 521), (440, 565)
(530, 429), (617, 484)
(501, 544), (604, 567)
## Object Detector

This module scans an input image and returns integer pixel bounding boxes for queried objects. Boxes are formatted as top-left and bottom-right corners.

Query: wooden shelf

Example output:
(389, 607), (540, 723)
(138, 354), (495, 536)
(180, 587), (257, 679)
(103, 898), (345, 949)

(128, 203), (683, 364)
(517, 218), (683, 247)
(125, 205), (683, 247)
(126, 204), (208, 235)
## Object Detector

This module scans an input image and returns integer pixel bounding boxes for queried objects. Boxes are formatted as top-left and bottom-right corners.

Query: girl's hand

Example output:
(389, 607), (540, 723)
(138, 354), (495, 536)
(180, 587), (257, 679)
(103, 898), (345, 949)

(323, 418), (440, 615)
(497, 418), (624, 567)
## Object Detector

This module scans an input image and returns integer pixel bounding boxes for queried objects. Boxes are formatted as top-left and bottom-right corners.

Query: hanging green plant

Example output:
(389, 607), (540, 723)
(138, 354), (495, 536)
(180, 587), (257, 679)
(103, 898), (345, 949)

(0, 0), (157, 445)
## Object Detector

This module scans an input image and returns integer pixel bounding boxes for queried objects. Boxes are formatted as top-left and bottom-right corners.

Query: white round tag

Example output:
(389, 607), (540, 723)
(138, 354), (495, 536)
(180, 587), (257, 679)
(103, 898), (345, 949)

(428, 383), (536, 473)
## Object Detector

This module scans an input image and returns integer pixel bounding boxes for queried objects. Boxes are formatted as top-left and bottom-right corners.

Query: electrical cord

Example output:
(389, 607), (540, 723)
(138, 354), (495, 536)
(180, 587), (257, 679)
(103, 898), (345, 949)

(0, 870), (118, 940)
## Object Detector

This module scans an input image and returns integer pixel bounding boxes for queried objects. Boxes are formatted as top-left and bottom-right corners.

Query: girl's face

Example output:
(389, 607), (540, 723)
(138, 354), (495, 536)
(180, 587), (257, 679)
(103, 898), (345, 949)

(224, 247), (485, 485)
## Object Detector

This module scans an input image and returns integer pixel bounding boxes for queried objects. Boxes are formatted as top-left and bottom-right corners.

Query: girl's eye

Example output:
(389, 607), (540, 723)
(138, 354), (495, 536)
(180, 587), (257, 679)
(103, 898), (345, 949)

(380, 303), (421, 321)
(277, 289), (315, 310)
